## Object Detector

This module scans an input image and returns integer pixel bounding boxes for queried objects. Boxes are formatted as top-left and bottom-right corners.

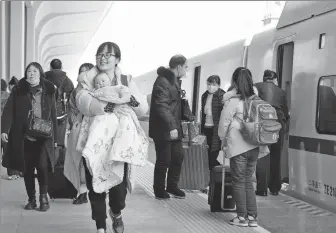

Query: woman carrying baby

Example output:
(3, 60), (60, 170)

(75, 42), (148, 233)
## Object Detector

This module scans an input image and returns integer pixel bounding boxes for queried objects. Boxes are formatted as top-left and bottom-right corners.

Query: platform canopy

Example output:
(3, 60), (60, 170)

(28, 1), (113, 71)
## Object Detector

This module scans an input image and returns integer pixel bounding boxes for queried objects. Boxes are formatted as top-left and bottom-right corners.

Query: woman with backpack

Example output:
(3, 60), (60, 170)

(218, 67), (269, 227)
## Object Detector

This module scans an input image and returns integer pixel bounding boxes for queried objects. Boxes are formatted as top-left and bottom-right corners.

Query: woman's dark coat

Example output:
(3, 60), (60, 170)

(1, 78), (58, 173)
(200, 88), (225, 152)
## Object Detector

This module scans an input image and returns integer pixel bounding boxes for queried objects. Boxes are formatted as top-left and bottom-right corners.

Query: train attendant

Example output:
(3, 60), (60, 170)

(254, 70), (289, 196)
(200, 75), (226, 171)
(1, 62), (58, 212)
(218, 67), (269, 227)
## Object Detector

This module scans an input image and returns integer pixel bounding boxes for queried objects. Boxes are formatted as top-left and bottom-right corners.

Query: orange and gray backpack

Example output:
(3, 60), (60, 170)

(240, 95), (282, 146)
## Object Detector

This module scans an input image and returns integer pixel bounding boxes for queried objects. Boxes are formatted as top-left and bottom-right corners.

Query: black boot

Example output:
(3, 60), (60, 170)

(73, 192), (88, 204)
(166, 159), (184, 199)
(109, 210), (124, 233)
(166, 187), (186, 199)
(39, 194), (50, 212)
(24, 196), (37, 210)
(255, 190), (268, 196)
(153, 186), (170, 200)
(269, 191), (279, 196)
(153, 166), (169, 200)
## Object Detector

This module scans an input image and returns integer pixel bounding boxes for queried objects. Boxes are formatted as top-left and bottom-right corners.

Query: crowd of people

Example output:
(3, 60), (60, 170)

(1, 40), (288, 233)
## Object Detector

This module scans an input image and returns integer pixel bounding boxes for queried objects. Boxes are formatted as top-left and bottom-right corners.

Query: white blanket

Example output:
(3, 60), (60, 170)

(75, 68), (149, 193)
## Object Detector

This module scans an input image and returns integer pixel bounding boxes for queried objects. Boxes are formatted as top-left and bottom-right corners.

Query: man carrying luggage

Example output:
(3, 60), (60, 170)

(149, 54), (190, 200)
(254, 70), (290, 196)
(45, 59), (74, 146)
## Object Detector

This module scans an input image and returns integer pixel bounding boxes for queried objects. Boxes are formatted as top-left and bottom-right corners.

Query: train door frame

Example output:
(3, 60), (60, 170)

(191, 64), (202, 122)
(273, 35), (295, 185)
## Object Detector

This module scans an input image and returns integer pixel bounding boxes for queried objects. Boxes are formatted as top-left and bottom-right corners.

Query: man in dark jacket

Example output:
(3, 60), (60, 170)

(45, 59), (74, 146)
(254, 70), (290, 196)
(149, 54), (189, 200)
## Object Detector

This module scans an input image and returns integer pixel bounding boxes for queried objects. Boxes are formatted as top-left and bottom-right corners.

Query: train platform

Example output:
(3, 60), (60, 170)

(1, 160), (336, 233)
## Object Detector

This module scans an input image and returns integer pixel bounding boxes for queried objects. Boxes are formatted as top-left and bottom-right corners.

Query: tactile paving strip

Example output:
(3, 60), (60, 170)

(283, 199), (333, 217)
(136, 164), (260, 233)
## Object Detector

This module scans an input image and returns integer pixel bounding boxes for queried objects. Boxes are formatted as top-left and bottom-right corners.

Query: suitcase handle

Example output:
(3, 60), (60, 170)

(221, 165), (226, 210)
(221, 140), (228, 210)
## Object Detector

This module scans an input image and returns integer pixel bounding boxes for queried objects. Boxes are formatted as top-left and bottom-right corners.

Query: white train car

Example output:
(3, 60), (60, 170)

(134, 2), (336, 213)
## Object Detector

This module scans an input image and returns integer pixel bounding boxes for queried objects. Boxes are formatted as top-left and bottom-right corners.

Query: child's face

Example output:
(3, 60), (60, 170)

(95, 73), (111, 89)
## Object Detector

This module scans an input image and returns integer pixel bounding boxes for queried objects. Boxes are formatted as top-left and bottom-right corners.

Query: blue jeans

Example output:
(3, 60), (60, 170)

(230, 147), (259, 217)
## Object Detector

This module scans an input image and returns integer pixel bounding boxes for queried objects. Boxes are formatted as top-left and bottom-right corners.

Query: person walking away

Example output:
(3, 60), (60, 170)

(1, 62), (58, 211)
(200, 75), (225, 171)
(254, 70), (289, 196)
(218, 67), (269, 227)
(149, 54), (190, 200)
(8, 76), (19, 92)
(45, 58), (74, 146)
(64, 63), (94, 205)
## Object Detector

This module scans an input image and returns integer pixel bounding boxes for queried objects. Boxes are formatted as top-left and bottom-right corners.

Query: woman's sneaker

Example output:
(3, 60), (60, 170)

(229, 216), (248, 227)
(247, 215), (258, 227)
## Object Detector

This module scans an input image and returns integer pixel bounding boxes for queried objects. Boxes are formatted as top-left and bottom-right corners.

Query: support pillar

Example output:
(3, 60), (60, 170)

(9, 1), (25, 79)
(25, 5), (35, 67)
(1, 1), (10, 81)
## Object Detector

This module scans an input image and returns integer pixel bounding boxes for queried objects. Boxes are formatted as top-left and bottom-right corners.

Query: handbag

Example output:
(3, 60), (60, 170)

(27, 94), (53, 139)
(180, 89), (195, 121)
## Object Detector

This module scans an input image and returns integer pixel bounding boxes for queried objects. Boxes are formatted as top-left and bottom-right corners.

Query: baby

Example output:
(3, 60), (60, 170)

(92, 72), (132, 104)
(79, 71), (149, 193)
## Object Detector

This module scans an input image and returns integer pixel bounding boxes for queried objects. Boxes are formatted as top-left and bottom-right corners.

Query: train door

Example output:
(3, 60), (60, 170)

(180, 64), (202, 122)
(276, 42), (294, 184)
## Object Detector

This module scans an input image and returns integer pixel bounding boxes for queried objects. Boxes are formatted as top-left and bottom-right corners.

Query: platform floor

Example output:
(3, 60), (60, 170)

(1, 161), (336, 233)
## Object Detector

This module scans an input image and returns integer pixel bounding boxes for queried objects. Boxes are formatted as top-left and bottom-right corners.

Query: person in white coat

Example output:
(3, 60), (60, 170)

(218, 67), (268, 228)
(75, 42), (148, 233)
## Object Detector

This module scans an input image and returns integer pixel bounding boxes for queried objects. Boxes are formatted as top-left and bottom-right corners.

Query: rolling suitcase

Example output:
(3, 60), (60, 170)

(48, 146), (77, 199)
(178, 122), (209, 190)
(208, 158), (236, 212)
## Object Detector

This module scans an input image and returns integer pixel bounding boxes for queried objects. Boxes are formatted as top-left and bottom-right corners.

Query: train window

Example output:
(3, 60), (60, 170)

(316, 76), (336, 135)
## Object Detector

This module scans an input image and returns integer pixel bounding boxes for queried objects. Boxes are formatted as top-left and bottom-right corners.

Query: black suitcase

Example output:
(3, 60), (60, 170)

(208, 165), (236, 212)
(48, 146), (77, 199)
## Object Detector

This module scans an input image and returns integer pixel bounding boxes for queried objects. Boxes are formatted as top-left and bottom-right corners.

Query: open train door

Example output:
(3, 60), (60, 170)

(276, 42), (294, 184)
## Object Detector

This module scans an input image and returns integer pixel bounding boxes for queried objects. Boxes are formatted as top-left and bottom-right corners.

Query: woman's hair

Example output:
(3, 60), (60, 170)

(96, 42), (121, 61)
(207, 75), (221, 85)
(1, 79), (8, 91)
(78, 63), (94, 74)
(231, 67), (255, 100)
(24, 62), (46, 79)
(263, 69), (278, 82)
(9, 76), (18, 86)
